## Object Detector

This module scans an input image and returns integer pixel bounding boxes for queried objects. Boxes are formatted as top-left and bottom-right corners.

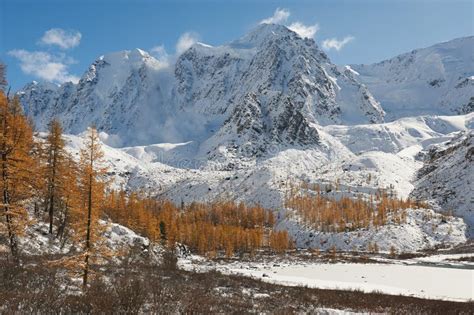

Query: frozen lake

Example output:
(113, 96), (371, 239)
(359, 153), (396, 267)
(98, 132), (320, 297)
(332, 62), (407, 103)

(174, 254), (474, 302)
(220, 262), (473, 302)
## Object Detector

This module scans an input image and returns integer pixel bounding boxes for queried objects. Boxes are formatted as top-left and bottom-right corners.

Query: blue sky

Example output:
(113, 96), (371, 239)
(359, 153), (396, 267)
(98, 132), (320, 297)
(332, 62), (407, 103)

(1, 0), (473, 90)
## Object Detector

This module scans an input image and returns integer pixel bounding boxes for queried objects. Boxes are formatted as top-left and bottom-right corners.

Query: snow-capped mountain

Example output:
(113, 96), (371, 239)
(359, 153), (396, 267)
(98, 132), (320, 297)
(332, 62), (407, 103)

(351, 36), (474, 120)
(19, 24), (383, 150)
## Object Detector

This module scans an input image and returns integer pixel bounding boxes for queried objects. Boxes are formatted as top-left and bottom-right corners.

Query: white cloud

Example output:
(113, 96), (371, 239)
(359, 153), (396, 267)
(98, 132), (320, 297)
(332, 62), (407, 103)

(150, 45), (170, 65)
(260, 8), (290, 24)
(176, 32), (199, 55)
(322, 36), (355, 51)
(40, 28), (82, 49)
(288, 22), (319, 39)
(10, 27), (82, 84)
(8, 49), (79, 84)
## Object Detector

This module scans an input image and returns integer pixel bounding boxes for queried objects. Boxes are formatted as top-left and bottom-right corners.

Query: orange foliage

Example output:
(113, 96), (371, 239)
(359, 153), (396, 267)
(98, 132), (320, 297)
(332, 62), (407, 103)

(0, 94), (37, 257)
(286, 183), (425, 232)
(104, 194), (291, 257)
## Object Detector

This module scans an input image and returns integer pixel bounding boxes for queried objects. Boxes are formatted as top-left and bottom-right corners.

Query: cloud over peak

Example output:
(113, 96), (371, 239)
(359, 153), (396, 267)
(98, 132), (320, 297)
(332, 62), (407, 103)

(259, 8), (290, 25)
(176, 32), (199, 55)
(40, 28), (82, 49)
(322, 36), (355, 51)
(288, 22), (319, 39)
(150, 45), (170, 65)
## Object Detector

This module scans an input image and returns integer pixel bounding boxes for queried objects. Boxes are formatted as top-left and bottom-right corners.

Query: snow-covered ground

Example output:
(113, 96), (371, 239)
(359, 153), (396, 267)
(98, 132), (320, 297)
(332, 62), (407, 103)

(10, 216), (153, 258)
(410, 253), (474, 266)
(180, 255), (474, 302)
(9, 212), (473, 303)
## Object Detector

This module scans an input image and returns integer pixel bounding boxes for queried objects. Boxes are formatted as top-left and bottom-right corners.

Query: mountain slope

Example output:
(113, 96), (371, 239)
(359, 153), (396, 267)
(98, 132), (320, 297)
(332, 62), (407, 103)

(54, 115), (470, 251)
(410, 130), (474, 236)
(351, 36), (474, 120)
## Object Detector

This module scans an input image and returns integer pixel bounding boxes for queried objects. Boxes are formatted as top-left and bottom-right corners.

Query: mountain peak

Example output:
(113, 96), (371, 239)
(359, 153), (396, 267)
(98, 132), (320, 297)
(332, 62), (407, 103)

(231, 23), (299, 48)
(97, 48), (156, 65)
(253, 23), (294, 34)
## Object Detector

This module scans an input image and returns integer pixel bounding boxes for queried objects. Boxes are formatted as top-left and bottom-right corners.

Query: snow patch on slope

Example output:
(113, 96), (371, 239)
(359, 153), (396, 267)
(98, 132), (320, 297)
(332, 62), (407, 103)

(281, 208), (466, 253)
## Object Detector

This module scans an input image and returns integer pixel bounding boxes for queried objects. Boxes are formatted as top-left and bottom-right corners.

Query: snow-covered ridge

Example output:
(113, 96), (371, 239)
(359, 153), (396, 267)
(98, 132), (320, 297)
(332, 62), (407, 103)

(351, 36), (474, 120)
(20, 48), (175, 147)
(323, 114), (472, 155)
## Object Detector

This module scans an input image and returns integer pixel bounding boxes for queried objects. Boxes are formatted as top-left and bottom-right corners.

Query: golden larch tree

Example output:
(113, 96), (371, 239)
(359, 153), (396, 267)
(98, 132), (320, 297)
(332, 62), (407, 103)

(0, 93), (36, 258)
(44, 119), (68, 234)
(76, 127), (109, 287)
(56, 154), (81, 244)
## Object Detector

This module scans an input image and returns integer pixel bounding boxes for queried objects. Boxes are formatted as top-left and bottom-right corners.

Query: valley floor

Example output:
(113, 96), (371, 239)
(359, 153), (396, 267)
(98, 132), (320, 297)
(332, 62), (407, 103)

(180, 250), (474, 302)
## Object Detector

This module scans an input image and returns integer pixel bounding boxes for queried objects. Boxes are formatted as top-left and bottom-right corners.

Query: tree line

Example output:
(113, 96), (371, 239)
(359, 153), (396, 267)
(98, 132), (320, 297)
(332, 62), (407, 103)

(285, 182), (426, 233)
